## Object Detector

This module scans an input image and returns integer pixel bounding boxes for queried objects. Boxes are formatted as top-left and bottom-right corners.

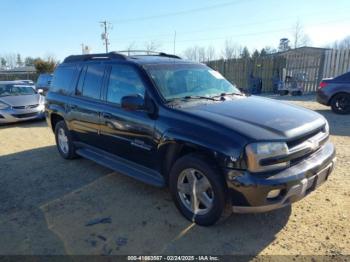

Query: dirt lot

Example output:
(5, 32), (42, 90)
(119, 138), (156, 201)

(0, 95), (349, 256)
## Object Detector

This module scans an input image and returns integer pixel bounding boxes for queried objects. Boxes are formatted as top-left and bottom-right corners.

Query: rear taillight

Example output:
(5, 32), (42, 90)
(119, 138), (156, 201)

(319, 82), (328, 89)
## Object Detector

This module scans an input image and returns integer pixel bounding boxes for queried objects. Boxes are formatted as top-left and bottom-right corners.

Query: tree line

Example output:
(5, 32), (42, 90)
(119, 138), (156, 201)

(2, 20), (350, 71)
(181, 20), (313, 62)
(0, 54), (58, 73)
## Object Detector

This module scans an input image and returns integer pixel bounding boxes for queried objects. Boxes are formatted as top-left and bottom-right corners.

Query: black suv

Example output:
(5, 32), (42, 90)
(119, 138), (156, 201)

(46, 51), (336, 226)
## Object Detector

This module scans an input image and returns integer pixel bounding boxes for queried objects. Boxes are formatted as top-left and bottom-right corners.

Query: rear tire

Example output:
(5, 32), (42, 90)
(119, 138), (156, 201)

(54, 121), (77, 159)
(331, 93), (350, 114)
(169, 154), (231, 226)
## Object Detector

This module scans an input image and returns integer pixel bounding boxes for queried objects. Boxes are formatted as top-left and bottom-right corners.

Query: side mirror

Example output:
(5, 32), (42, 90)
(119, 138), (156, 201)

(121, 94), (145, 111)
(37, 89), (44, 94)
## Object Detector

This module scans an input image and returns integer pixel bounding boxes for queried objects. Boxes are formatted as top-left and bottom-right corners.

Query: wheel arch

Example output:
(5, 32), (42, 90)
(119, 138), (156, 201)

(50, 113), (65, 132)
(158, 136), (235, 184)
(329, 91), (350, 106)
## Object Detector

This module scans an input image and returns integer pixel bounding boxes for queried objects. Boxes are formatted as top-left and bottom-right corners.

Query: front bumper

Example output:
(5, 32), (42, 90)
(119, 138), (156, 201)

(0, 106), (45, 124)
(226, 142), (336, 213)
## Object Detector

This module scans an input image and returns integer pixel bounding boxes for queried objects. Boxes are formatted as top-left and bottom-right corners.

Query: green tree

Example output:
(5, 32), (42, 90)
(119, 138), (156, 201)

(278, 38), (291, 52)
(259, 48), (268, 57)
(252, 50), (260, 59)
(240, 47), (250, 59)
(0, 57), (6, 67)
(16, 54), (23, 67)
(24, 57), (36, 66)
(34, 58), (57, 73)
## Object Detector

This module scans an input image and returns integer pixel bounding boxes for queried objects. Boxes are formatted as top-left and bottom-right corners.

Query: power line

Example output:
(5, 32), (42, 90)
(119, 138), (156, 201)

(111, 0), (250, 23)
(173, 17), (350, 44)
(110, 8), (350, 43)
(113, 17), (350, 46)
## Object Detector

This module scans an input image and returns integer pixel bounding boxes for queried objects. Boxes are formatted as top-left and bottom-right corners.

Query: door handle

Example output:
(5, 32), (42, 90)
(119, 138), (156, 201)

(102, 112), (112, 119)
(70, 105), (78, 109)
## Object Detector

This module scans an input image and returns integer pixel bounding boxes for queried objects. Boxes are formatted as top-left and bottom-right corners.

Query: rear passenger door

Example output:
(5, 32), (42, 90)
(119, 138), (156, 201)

(98, 64), (157, 169)
(69, 63), (107, 147)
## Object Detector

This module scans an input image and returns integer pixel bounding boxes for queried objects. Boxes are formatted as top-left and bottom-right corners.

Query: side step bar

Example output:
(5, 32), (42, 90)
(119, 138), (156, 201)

(76, 147), (165, 187)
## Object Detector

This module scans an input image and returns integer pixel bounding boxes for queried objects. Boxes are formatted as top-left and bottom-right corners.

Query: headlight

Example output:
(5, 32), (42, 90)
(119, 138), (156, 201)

(0, 101), (10, 110)
(38, 104), (45, 111)
(245, 142), (289, 173)
(38, 96), (46, 111)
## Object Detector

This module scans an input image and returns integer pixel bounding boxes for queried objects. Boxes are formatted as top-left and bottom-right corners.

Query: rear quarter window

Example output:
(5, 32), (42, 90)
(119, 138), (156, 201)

(50, 66), (79, 95)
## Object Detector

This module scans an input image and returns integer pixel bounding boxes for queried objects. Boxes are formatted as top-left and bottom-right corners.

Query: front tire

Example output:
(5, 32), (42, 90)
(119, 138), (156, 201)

(169, 154), (230, 226)
(331, 93), (350, 114)
(54, 121), (77, 159)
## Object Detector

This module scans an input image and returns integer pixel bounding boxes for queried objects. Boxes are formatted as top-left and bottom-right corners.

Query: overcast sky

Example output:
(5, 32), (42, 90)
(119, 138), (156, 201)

(1, 0), (349, 60)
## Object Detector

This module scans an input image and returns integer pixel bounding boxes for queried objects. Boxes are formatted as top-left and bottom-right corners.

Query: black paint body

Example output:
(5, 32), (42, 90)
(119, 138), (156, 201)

(46, 54), (335, 210)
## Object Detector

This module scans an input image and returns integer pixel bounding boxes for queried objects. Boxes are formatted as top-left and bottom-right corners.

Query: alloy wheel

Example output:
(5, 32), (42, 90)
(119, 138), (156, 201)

(177, 168), (214, 215)
(335, 95), (350, 112)
(57, 128), (69, 154)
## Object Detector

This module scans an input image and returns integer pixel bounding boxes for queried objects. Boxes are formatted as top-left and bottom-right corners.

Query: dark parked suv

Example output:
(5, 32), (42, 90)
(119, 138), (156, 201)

(46, 51), (336, 226)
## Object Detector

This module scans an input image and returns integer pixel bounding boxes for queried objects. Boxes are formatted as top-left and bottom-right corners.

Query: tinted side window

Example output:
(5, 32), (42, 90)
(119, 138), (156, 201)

(37, 74), (51, 86)
(106, 65), (145, 105)
(81, 64), (105, 99)
(50, 66), (77, 95)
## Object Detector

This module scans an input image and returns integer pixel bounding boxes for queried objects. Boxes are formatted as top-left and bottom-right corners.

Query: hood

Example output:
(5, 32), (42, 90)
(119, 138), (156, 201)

(0, 94), (42, 107)
(181, 96), (326, 141)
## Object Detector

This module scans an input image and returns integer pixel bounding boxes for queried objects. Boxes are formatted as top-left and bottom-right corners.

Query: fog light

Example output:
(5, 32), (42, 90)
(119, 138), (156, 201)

(227, 170), (243, 180)
(267, 189), (281, 199)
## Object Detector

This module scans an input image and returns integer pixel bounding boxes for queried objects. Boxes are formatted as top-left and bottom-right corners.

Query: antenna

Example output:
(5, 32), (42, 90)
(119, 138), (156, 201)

(173, 30), (177, 55)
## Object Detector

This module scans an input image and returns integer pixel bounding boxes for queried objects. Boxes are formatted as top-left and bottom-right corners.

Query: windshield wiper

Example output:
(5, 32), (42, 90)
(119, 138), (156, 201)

(167, 95), (218, 103)
(183, 95), (218, 101)
(212, 92), (243, 98)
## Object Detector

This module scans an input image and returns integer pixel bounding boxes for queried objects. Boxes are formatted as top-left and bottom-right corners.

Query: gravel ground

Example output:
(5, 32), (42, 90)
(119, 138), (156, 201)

(0, 95), (349, 256)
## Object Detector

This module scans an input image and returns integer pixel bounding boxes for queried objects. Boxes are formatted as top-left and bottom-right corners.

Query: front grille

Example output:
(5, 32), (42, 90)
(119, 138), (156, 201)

(290, 150), (315, 165)
(12, 104), (39, 110)
(262, 128), (329, 168)
(288, 129), (329, 166)
(12, 112), (39, 119)
(287, 128), (321, 148)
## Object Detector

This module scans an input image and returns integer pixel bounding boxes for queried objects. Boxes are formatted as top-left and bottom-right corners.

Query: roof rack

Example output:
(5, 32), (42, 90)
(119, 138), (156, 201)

(117, 50), (181, 59)
(63, 52), (127, 63)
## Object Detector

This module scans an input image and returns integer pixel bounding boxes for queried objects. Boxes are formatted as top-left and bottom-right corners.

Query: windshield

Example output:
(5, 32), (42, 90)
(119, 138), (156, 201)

(146, 64), (241, 101)
(0, 84), (36, 97)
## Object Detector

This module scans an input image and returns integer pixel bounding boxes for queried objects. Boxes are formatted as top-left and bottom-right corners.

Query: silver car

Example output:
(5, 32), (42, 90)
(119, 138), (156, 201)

(0, 81), (45, 124)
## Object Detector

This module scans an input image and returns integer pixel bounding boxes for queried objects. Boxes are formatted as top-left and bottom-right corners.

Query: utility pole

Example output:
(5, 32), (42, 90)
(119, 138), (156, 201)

(100, 20), (112, 53)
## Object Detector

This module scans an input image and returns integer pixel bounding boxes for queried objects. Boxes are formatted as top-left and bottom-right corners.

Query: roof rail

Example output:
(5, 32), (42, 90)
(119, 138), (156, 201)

(63, 52), (126, 63)
(117, 50), (181, 59)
